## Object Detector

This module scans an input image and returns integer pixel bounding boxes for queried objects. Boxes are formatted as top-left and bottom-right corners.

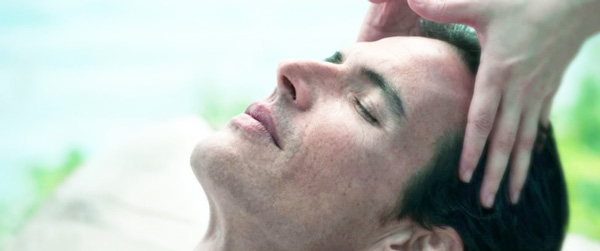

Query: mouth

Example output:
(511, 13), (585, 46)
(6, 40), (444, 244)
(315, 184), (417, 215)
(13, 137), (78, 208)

(244, 102), (281, 149)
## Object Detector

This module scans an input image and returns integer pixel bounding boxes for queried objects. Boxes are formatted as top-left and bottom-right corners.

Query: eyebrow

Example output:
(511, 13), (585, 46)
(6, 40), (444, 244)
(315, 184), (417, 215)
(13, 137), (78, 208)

(325, 51), (406, 121)
(324, 51), (343, 64)
(362, 69), (406, 121)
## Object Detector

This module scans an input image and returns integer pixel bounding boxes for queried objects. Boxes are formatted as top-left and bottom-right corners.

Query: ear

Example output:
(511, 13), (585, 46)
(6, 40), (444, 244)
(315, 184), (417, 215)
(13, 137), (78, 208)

(370, 225), (463, 251)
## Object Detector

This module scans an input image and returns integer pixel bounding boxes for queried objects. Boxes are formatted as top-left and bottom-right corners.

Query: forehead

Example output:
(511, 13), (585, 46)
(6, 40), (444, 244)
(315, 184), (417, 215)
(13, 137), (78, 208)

(343, 36), (473, 129)
(343, 36), (474, 165)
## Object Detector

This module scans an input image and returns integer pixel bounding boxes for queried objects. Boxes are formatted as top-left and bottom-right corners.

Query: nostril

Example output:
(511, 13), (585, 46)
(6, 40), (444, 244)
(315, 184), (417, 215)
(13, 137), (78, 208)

(282, 76), (296, 101)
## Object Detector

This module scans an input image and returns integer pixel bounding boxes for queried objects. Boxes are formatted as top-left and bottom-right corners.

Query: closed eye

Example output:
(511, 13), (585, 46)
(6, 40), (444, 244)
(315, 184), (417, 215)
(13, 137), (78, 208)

(354, 97), (379, 125)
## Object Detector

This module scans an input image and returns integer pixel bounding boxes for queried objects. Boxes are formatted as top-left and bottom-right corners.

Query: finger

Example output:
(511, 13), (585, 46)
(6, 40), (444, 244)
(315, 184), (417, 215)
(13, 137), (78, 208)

(539, 94), (555, 127)
(358, 0), (419, 41)
(369, 0), (389, 3)
(459, 62), (503, 183)
(407, 0), (482, 26)
(508, 104), (541, 204)
(480, 97), (522, 208)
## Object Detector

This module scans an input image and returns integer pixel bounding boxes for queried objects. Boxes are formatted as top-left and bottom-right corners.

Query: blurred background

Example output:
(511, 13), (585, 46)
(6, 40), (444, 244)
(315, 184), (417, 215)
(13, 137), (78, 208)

(0, 0), (599, 249)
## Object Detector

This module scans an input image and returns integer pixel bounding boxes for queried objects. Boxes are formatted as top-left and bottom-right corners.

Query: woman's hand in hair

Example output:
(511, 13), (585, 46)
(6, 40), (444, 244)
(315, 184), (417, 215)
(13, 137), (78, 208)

(407, 0), (600, 208)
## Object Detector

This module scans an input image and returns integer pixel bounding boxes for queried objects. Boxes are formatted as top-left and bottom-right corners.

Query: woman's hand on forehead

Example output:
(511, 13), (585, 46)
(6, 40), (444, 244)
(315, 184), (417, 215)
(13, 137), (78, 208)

(359, 0), (600, 208)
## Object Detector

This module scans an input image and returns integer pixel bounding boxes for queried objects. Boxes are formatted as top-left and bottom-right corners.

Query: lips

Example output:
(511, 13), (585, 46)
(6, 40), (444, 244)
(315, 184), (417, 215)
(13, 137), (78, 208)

(244, 102), (281, 149)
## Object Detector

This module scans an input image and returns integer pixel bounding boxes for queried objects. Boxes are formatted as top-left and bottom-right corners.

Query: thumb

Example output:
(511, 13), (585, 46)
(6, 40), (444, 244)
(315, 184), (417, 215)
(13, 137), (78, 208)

(407, 0), (481, 26)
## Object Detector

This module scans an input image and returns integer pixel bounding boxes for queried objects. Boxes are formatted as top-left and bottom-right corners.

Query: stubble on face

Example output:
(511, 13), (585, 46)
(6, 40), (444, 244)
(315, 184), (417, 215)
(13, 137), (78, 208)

(190, 36), (475, 250)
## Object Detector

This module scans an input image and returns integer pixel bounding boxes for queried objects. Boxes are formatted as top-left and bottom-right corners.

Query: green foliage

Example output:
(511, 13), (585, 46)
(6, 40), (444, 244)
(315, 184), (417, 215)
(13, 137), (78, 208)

(578, 181), (600, 212)
(29, 150), (83, 200)
(555, 74), (600, 241)
(567, 77), (600, 152)
(560, 143), (600, 240)
(0, 150), (84, 245)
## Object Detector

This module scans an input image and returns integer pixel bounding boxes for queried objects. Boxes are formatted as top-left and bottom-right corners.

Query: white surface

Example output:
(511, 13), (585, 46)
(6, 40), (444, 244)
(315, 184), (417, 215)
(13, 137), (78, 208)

(563, 234), (600, 251)
(7, 116), (212, 251)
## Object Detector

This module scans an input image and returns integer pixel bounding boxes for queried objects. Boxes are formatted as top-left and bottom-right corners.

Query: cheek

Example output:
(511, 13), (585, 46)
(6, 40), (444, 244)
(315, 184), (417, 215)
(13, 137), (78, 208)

(279, 109), (388, 203)
(287, 111), (375, 181)
(307, 123), (355, 159)
(272, 118), (395, 233)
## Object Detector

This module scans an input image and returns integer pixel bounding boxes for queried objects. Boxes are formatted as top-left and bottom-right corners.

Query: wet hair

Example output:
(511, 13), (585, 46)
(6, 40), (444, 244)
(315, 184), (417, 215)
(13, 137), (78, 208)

(382, 21), (569, 250)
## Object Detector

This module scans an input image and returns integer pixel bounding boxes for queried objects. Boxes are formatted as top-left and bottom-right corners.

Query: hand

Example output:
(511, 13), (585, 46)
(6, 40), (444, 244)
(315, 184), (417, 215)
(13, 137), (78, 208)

(407, 0), (600, 207)
(358, 0), (421, 42)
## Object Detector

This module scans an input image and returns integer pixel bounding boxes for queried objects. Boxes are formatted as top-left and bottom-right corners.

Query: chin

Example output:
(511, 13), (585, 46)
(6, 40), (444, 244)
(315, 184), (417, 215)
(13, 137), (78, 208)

(189, 128), (268, 191)
(190, 130), (240, 185)
(189, 128), (283, 213)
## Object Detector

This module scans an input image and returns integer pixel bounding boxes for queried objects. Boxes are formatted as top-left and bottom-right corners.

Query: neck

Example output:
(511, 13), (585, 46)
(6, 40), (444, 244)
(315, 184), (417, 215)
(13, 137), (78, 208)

(195, 197), (283, 251)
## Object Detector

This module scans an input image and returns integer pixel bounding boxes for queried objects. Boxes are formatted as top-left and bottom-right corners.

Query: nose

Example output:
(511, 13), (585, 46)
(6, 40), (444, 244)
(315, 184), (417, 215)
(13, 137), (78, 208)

(276, 59), (342, 111)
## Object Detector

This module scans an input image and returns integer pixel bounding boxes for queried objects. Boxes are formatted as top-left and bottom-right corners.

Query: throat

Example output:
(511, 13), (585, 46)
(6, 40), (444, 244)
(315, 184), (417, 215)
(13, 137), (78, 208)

(196, 201), (283, 251)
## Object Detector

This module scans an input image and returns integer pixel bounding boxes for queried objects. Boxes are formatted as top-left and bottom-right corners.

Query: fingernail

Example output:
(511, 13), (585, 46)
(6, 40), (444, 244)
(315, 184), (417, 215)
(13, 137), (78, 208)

(461, 168), (473, 183)
(511, 191), (520, 204)
(484, 194), (495, 208)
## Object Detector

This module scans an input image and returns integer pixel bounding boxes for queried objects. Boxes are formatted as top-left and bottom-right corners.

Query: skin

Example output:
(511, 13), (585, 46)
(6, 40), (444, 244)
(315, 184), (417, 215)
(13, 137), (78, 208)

(357, 0), (421, 41)
(190, 37), (472, 251)
(360, 0), (600, 208)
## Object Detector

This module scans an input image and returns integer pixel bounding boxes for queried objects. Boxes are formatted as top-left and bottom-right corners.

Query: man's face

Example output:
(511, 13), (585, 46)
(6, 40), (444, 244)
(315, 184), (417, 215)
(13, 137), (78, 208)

(191, 37), (474, 248)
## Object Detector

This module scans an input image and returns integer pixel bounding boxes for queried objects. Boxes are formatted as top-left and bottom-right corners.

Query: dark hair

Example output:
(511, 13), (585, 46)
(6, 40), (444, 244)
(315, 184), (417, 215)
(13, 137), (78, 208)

(382, 21), (569, 250)
(418, 19), (480, 75)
